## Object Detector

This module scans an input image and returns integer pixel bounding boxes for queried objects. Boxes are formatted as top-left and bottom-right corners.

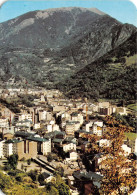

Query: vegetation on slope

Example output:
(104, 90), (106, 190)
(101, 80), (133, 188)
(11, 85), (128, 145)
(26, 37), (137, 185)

(57, 32), (137, 101)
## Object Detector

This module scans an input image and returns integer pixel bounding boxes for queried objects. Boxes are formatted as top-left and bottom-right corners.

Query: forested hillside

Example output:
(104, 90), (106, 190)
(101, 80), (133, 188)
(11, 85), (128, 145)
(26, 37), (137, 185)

(57, 32), (137, 101)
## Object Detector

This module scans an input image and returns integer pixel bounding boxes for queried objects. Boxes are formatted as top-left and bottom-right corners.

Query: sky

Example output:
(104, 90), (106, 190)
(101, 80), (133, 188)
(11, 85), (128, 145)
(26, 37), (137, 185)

(0, 0), (136, 26)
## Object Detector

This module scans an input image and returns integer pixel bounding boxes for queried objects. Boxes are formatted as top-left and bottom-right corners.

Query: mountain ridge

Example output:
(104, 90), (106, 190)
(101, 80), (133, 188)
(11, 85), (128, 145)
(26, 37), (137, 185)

(0, 7), (136, 93)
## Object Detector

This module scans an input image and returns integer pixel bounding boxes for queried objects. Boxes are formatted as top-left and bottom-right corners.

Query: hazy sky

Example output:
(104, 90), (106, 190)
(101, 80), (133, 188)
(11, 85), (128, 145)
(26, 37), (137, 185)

(0, 0), (137, 26)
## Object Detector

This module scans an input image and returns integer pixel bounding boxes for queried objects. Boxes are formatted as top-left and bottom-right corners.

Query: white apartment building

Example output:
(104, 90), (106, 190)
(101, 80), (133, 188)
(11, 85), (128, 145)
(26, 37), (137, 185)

(53, 105), (66, 113)
(41, 95), (45, 102)
(39, 110), (47, 121)
(69, 151), (78, 161)
(34, 123), (41, 129)
(52, 124), (60, 131)
(41, 139), (51, 155)
(66, 121), (80, 135)
(47, 124), (53, 132)
(46, 112), (52, 121)
(63, 143), (76, 153)
(0, 118), (9, 129)
(93, 124), (103, 136)
(71, 113), (84, 125)
(3, 142), (13, 157)
(0, 140), (5, 158)
(3, 139), (22, 157)
(61, 112), (71, 121)
(18, 113), (32, 122)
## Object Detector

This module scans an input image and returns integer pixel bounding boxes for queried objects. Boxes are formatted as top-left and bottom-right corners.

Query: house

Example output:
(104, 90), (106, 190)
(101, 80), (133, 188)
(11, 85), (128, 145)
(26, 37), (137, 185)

(121, 144), (131, 156)
(92, 153), (107, 171)
(99, 139), (111, 147)
(116, 107), (127, 115)
(45, 175), (56, 183)
(73, 170), (103, 189)
(68, 175), (75, 186)
(3, 133), (14, 140)
(66, 150), (78, 161)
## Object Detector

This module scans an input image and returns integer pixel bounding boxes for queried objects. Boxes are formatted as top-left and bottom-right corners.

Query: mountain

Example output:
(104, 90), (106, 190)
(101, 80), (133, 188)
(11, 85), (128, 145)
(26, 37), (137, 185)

(57, 32), (137, 101)
(0, 7), (136, 88)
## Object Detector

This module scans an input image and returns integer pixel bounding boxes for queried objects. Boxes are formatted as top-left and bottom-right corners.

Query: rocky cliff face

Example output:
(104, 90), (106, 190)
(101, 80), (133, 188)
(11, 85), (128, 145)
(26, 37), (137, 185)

(0, 7), (136, 87)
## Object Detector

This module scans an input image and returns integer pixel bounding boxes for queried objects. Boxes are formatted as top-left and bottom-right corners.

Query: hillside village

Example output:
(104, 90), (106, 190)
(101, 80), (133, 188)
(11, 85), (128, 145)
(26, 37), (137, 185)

(0, 87), (136, 194)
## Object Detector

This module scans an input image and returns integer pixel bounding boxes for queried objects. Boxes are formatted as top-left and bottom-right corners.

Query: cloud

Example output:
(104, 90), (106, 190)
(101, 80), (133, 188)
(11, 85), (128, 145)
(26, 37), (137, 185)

(0, 0), (8, 8)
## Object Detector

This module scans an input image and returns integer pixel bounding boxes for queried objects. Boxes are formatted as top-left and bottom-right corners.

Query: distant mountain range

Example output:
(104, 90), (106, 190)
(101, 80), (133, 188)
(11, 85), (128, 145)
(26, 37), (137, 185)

(0, 7), (136, 100)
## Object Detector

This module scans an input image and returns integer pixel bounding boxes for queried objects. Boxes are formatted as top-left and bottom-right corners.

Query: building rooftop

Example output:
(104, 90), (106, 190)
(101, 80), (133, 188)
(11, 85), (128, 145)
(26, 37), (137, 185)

(27, 136), (49, 142)
(5, 139), (22, 144)
(71, 112), (78, 116)
(53, 138), (64, 143)
(66, 121), (80, 125)
(15, 131), (36, 138)
(44, 131), (65, 139)
(64, 137), (77, 144)
(73, 171), (103, 181)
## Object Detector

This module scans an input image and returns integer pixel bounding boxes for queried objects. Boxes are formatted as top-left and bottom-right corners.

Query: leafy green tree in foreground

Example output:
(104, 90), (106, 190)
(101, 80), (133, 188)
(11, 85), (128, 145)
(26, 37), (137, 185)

(7, 154), (18, 170)
(0, 171), (13, 192)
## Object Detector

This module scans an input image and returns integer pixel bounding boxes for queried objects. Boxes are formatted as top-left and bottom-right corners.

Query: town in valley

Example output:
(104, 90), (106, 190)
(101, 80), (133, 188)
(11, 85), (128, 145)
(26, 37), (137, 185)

(0, 86), (136, 194)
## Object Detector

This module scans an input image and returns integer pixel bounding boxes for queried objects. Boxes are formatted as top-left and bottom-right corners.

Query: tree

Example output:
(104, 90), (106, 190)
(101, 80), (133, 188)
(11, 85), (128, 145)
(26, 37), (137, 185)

(49, 186), (59, 195)
(15, 176), (22, 182)
(7, 154), (18, 170)
(100, 155), (136, 194)
(0, 171), (13, 192)
(28, 170), (37, 181)
(55, 175), (70, 195)
(56, 167), (64, 177)
(82, 134), (100, 154)
(57, 183), (70, 195)
(99, 116), (136, 194)
(27, 159), (31, 165)
(47, 153), (53, 162)
(38, 174), (45, 185)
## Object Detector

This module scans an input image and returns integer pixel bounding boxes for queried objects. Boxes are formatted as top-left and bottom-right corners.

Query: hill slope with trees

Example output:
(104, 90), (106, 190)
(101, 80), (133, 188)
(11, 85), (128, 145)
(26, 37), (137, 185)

(57, 32), (137, 101)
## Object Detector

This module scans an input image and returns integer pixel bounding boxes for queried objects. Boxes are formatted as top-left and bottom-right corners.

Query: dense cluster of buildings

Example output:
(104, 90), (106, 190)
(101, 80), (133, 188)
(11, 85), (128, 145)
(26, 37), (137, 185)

(0, 88), (136, 194)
